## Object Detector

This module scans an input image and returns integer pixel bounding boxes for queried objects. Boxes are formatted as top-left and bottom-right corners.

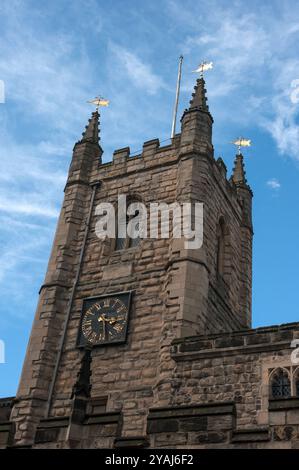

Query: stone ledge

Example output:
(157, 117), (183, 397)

(269, 398), (299, 411)
(114, 436), (149, 448)
(172, 322), (299, 346)
(39, 282), (71, 294)
(0, 421), (13, 433)
(147, 402), (235, 436)
(232, 428), (270, 443)
(38, 417), (69, 429)
(64, 178), (91, 191)
(34, 411), (122, 444)
(171, 341), (292, 361)
(148, 402), (235, 420)
(84, 411), (121, 425)
(171, 322), (299, 361)
(35, 417), (69, 444)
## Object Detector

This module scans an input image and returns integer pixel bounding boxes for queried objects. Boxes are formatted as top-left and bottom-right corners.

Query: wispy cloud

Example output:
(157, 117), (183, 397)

(168, 0), (299, 160)
(109, 42), (167, 95)
(267, 178), (281, 190)
(0, 197), (59, 218)
(0, 1), (95, 302)
(0, 1), (102, 129)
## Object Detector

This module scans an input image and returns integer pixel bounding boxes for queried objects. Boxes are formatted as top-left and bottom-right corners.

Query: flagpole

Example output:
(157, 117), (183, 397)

(171, 55), (183, 139)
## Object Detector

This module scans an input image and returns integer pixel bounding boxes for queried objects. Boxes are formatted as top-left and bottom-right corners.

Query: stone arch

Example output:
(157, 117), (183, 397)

(269, 367), (291, 398)
(293, 367), (299, 397)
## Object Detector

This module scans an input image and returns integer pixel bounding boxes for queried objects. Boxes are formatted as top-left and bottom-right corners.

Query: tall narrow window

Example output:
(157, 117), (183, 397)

(114, 198), (141, 251)
(271, 369), (291, 398)
(216, 218), (226, 276)
(294, 369), (299, 397)
(115, 232), (127, 251)
(115, 212), (129, 251)
(129, 213), (140, 248)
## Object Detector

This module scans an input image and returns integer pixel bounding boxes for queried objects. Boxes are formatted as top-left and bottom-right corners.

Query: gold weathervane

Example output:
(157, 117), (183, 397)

(193, 61), (213, 78)
(231, 137), (251, 155)
(87, 96), (110, 111)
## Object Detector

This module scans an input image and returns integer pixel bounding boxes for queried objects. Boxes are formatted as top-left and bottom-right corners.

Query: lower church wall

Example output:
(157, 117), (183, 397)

(3, 322), (299, 448)
(169, 323), (299, 433)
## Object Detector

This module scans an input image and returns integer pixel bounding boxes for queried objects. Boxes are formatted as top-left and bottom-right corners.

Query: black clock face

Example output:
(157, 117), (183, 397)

(77, 293), (131, 347)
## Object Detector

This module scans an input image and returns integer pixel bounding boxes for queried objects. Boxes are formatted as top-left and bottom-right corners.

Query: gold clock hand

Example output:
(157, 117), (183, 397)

(108, 316), (124, 324)
(103, 320), (106, 341)
(97, 315), (107, 340)
(98, 315), (108, 323)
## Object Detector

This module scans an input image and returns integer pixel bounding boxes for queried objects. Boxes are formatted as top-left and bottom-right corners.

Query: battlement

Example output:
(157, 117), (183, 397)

(171, 322), (299, 361)
(90, 134), (240, 206)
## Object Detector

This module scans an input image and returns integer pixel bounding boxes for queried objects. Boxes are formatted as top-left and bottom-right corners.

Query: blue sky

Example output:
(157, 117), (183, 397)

(1, 0), (299, 397)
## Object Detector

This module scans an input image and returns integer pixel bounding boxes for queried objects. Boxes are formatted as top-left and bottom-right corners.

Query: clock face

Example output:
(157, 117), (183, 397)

(77, 293), (131, 347)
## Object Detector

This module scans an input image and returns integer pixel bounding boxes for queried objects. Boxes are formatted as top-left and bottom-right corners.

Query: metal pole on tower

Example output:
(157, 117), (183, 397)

(171, 55), (183, 139)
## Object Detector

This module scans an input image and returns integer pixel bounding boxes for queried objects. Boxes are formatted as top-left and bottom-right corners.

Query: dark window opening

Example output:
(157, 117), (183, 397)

(271, 370), (291, 398)
(115, 202), (141, 251)
(216, 218), (226, 276)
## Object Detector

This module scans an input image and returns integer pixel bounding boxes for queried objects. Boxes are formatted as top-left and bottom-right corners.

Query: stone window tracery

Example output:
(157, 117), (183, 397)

(270, 368), (291, 398)
(269, 366), (299, 399)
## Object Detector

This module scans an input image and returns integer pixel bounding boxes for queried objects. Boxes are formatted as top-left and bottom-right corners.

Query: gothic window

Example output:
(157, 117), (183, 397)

(216, 217), (226, 277)
(115, 198), (141, 251)
(115, 233), (127, 251)
(115, 212), (129, 251)
(294, 369), (299, 397)
(129, 216), (140, 248)
(270, 368), (291, 398)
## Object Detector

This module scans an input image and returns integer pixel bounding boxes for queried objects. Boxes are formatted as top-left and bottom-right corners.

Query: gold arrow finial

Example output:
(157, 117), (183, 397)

(231, 137), (251, 155)
(193, 61), (213, 78)
(87, 96), (110, 111)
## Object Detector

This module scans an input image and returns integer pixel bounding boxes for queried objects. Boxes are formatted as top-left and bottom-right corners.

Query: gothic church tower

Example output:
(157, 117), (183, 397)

(3, 77), (258, 449)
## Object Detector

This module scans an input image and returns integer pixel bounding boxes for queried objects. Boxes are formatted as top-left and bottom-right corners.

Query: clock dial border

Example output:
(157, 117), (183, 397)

(76, 291), (133, 348)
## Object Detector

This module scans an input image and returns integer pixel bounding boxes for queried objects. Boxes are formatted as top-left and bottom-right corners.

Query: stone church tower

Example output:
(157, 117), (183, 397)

(1, 77), (299, 449)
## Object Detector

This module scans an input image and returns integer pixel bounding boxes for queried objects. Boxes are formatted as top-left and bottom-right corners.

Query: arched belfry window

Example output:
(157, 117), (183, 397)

(216, 217), (226, 277)
(270, 368), (291, 399)
(115, 196), (142, 251)
(129, 217), (140, 248)
(294, 368), (299, 397)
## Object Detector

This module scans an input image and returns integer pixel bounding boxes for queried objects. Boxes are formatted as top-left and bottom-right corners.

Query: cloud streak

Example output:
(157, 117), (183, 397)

(267, 178), (281, 190)
(168, 0), (299, 160)
(109, 42), (167, 95)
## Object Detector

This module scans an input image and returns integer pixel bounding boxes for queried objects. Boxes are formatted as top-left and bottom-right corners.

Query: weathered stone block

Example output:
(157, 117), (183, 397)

(147, 419), (179, 434)
(179, 416), (207, 432)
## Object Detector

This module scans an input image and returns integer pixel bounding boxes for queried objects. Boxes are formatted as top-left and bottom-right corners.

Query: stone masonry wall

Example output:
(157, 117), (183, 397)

(169, 323), (299, 430)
